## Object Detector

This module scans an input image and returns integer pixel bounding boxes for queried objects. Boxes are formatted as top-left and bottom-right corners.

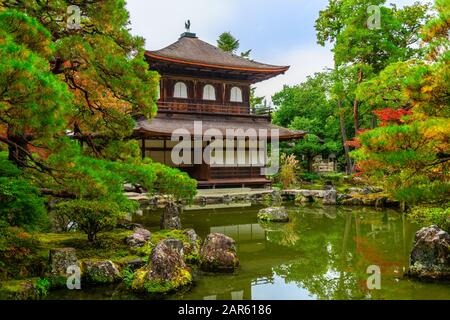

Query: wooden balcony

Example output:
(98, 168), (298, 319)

(157, 101), (271, 117)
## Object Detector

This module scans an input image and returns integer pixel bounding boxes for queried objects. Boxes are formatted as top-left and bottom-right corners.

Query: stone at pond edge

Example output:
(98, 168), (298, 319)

(257, 207), (289, 222)
(125, 227), (152, 248)
(161, 201), (182, 230)
(407, 225), (450, 280)
(48, 248), (79, 287)
(82, 260), (121, 284)
(131, 241), (192, 294)
(200, 233), (239, 273)
(322, 189), (337, 205)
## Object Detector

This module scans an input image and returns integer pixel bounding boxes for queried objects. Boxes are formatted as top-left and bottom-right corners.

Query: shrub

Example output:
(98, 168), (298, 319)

(52, 200), (125, 242)
(278, 154), (299, 189)
(321, 172), (345, 184)
(0, 221), (46, 280)
(408, 206), (450, 233)
(298, 172), (320, 182)
(34, 278), (51, 298)
(0, 154), (47, 231)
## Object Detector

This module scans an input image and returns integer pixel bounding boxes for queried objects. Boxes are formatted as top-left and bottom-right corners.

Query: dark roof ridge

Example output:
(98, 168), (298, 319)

(146, 36), (289, 72)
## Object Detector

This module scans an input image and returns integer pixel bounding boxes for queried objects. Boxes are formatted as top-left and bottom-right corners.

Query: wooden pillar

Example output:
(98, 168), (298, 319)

(222, 83), (226, 105)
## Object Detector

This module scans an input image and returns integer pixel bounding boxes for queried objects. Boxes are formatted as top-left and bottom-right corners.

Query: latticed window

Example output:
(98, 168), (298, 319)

(203, 84), (216, 100)
(230, 86), (243, 102)
(174, 82), (188, 98)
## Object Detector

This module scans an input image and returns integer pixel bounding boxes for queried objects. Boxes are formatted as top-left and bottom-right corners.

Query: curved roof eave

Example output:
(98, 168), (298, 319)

(145, 51), (290, 74)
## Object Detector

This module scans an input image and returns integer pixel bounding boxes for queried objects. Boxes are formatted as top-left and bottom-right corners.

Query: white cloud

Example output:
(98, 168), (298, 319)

(254, 45), (334, 103)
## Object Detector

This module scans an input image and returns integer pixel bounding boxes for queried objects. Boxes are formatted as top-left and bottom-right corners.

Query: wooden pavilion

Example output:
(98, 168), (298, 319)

(135, 31), (305, 188)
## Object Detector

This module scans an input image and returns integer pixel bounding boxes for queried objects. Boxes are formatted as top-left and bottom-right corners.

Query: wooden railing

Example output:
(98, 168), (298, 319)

(157, 101), (271, 117)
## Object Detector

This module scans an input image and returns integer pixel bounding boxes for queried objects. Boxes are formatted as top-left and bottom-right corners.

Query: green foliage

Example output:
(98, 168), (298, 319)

(351, 118), (450, 204)
(351, 1), (449, 206)
(217, 32), (240, 53)
(149, 161), (197, 201)
(316, 0), (429, 72)
(321, 172), (345, 184)
(273, 72), (343, 171)
(298, 172), (321, 182)
(315, 0), (430, 145)
(0, 221), (46, 280)
(34, 278), (51, 298)
(0, 4), (195, 226)
(408, 206), (450, 233)
(122, 266), (136, 289)
(0, 153), (47, 231)
(0, 10), (72, 168)
(52, 200), (125, 242)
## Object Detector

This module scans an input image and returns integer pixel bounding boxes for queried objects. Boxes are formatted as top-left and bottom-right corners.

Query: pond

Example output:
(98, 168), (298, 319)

(47, 204), (450, 300)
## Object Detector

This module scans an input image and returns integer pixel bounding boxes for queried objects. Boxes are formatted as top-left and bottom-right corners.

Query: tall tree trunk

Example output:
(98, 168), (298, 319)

(307, 155), (313, 173)
(338, 101), (353, 174)
(353, 67), (363, 135)
(7, 126), (29, 168)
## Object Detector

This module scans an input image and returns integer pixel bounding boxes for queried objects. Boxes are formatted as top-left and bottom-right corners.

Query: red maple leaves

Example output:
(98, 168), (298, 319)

(373, 108), (412, 126)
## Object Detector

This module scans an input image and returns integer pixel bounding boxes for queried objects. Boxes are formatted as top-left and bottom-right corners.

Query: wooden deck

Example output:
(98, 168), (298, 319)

(197, 178), (270, 188)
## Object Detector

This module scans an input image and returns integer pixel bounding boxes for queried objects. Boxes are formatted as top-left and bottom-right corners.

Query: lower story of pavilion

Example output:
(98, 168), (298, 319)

(134, 114), (306, 188)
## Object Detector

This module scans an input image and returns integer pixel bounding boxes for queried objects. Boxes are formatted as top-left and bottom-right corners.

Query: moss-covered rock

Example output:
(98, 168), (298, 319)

(407, 225), (450, 280)
(48, 248), (79, 287)
(82, 260), (121, 284)
(132, 229), (201, 265)
(125, 228), (151, 248)
(257, 207), (289, 222)
(160, 201), (181, 230)
(131, 241), (192, 294)
(200, 233), (239, 273)
(183, 229), (201, 264)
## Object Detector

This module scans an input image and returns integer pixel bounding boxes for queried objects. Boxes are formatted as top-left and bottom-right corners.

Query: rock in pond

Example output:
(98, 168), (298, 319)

(48, 248), (79, 286)
(200, 233), (239, 273)
(125, 227), (151, 248)
(322, 188), (337, 205)
(257, 207), (289, 222)
(408, 225), (450, 280)
(160, 201), (182, 230)
(82, 260), (121, 284)
(132, 241), (192, 294)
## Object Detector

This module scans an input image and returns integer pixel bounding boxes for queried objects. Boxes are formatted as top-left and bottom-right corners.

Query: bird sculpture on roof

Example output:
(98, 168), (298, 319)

(185, 20), (191, 33)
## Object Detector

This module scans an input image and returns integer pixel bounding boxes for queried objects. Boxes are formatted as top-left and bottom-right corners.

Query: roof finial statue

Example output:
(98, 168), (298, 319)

(185, 20), (191, 33)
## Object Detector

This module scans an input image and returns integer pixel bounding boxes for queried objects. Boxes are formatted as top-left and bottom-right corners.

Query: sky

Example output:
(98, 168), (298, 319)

(126, 0), (426, 104)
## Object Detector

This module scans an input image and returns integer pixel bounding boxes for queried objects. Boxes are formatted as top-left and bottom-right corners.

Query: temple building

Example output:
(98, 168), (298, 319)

(135, 30), (305, 188)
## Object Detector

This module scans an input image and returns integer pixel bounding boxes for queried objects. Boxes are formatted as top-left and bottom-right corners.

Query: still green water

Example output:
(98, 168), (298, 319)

(47, 204), (450, 300)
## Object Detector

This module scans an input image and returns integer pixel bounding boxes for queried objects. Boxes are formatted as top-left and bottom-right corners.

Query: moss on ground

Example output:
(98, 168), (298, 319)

(35, 229), (134, 260)
(2, 227), (200, 298)
(0, 277), (50, 300)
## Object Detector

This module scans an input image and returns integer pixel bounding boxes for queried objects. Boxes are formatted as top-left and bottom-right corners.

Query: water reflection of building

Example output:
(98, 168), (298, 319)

(211, 223), (266, 253)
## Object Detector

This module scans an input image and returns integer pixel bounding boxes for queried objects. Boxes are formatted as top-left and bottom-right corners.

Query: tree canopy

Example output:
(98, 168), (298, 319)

(0, 1), (197, 231)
